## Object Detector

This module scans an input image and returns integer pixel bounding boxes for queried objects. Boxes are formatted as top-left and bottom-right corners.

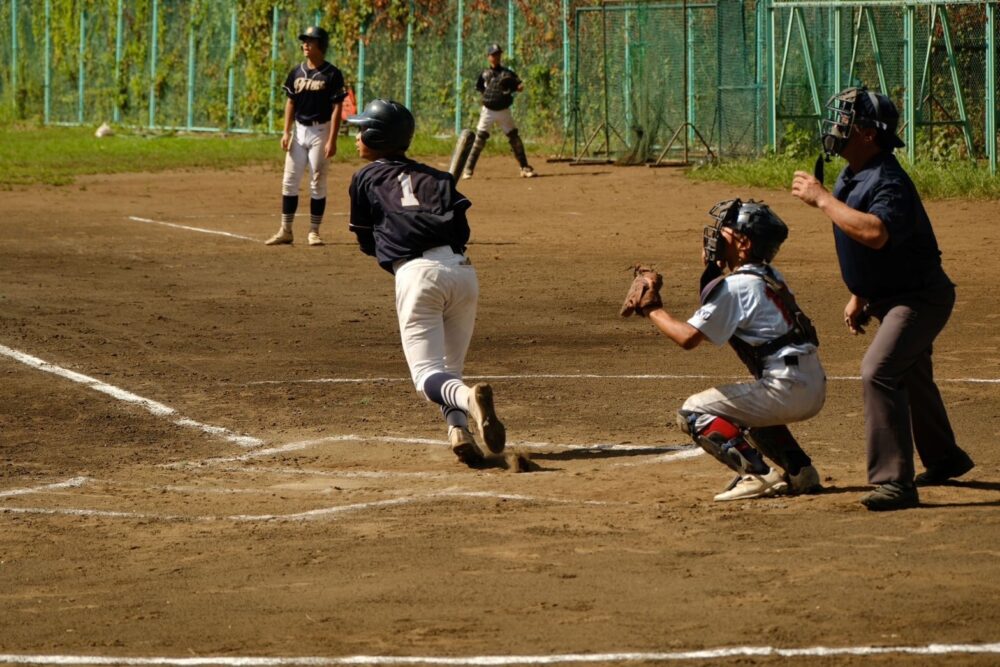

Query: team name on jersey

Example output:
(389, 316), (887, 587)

(294, 78), (327, 93)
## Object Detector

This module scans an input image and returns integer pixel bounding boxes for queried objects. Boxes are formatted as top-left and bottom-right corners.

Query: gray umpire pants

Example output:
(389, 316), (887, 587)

(862, 285), (963, 484)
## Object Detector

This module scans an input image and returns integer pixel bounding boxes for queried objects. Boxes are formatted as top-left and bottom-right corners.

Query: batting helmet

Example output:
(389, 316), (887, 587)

(704, 199), (788, 264)
(821, 86), (905, 158)
(347, 99), (415, 153)
(298, 26), (330, 53)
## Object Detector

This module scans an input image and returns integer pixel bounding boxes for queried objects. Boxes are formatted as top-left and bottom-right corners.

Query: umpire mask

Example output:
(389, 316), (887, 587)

(821, 86), (905, 158)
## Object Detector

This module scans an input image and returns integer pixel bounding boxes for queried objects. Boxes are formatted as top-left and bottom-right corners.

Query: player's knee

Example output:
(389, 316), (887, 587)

(679, 411), (767, 475)
(475, 130), (490, 142)
(505, 128), (520, 141)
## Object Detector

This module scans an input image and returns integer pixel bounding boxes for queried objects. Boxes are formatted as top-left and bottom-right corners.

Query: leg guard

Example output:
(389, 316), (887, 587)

(678, 411), (770, 475)
(506, 128), (529, 168)
(746, 425), (812, 475)
(464, 131), (490, 176)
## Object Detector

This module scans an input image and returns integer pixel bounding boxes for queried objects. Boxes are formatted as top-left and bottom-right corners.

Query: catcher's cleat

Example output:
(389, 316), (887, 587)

(449, 426), (484, 467)
(519, 166), (537, 178)
(787, 465), (822, 495)
(461, 170), (474, 180)
(307, 231), (324, 246)
(468, 383), (505, 455)
(714, 468), (787, 502)
(265, 229), (294, 245)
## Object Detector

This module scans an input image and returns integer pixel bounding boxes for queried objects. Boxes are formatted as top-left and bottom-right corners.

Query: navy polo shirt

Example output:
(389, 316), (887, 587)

(831, 153), (952, 301)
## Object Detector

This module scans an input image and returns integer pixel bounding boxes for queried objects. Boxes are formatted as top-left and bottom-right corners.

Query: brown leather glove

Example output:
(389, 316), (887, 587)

(619, 265), (663, 317)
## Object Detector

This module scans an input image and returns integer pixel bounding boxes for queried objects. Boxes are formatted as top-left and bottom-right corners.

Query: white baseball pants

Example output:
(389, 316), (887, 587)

(394, 246), (479, 395)
(681, 352), (826, 427)
(475, 106), (517, 135)
(282, 121), (330, 199)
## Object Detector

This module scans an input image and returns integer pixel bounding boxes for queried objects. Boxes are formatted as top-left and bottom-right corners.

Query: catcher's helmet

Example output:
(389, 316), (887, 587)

(704, 199), (788, 264)
(821, 86), (905, 158)
(347, 99), (415, 153)
(298, 26), (329, 53)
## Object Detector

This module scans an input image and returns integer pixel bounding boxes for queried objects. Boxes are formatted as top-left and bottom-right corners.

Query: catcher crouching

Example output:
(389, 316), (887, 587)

(621, 199), (826, 501)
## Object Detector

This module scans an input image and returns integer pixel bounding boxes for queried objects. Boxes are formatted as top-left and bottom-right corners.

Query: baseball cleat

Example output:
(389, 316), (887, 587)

(449, 426), (484, 467)
(468, 383), (505, 455)
(307, 231), (324, 246)
(519, 166), (537, 178)
(461, 171), (474, 180)
(787, 465), (822, 495)
(265, 229), (294, 245)
(713, 468), (787, 502)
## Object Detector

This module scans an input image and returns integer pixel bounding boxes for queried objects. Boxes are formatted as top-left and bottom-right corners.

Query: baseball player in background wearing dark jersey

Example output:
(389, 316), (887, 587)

(462, 43), (536, 180)
(266, 26), (347, 247)
(345, 99), (507, 466)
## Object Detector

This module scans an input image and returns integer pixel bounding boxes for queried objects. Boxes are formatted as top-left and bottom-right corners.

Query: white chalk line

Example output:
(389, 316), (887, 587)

(0, 489), (614, 524)
(3, 643), (1000, 665)
(127, 216), (259, 242)
(0, 477), (89, 498)
(246, 373), (1000, 385)
(0, 344), (262, 448)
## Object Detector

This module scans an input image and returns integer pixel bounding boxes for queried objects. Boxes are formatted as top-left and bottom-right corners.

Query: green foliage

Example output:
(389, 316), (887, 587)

(780, 123), (816, 160)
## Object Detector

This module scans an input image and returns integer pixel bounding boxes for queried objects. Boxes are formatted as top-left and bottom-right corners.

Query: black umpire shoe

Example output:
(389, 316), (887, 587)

(915, 451), (975, 486)
(861, 482), (919, 511)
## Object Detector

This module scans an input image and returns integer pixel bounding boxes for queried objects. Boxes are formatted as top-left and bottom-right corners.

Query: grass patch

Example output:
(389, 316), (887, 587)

(0, 124), (464, 186)
(686, 153), (1000, 200)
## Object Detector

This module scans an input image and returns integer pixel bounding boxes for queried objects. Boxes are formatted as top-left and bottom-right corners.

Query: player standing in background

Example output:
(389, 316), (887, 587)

(266, 26), (347, 247)
(620, 200), (825, 502)
(462, 43), (536, 180)
(791, 87), (972, 511)
(345, 99), (507, 466)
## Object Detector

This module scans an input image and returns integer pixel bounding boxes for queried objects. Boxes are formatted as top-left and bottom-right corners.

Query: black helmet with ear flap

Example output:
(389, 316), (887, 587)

(298, 26), (329, 53)
(704, 199), (788, 264)
(346, 99), (416, 153)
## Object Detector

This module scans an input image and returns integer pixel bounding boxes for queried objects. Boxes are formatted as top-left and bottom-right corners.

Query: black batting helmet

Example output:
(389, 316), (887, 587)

(298, 26), (329, 53)
(347, 99), (415, 153)
(704, 199), (788, 264)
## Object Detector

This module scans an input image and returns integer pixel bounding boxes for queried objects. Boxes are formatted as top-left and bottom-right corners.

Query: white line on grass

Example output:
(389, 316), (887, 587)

(0, 344), (262, 448)
(3, 643), (1000, 664)
(0, 477), (89, 498)
(127, 216), (259, 241)
(246, 373), (1000, 385)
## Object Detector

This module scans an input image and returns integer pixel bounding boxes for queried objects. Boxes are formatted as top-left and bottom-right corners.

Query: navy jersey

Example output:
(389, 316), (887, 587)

(832, 152), (952, 301)
(282, 61), (347, 124)
(349, 158), (472, 274)
(476, 65), (521, 111)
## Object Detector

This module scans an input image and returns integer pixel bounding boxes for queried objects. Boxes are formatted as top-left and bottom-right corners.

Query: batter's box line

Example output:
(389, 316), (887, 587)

(0, 489), (618, 525)
(4, 642), (1000, 664)
(163, 434), (699, 469)
(0, 343), (263, 448)
(0, 477), (89, 498)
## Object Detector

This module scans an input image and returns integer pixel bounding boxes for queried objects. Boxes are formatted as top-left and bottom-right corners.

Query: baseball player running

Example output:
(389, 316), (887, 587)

(266, 26), (347, 247)
(462, 43), (536, 180)
(345, 99), (506, 466)
(620, 200), (826, 501)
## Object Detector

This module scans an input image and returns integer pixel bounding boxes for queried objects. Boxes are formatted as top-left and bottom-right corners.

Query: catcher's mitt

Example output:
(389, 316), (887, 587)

(620, 264), (664, 317)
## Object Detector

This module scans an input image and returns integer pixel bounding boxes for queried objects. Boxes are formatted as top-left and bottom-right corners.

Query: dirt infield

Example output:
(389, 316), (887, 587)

(2, 156), (999, 666)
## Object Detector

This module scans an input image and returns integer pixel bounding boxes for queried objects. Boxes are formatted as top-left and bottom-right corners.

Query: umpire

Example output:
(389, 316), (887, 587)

(791, 87), (973, 511)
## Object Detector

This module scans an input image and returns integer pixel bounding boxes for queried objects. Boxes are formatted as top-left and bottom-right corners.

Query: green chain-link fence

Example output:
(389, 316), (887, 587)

(1, 1), (997, 171)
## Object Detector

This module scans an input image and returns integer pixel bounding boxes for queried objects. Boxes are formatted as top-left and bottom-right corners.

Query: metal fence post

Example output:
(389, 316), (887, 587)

(187, 5), (196, 130)
(903, 4), (915, 161)
(78, 6), (86, 124)
(768, 0), (777, 149)
(149, 0), (159, 128)
(988, 1), (997, 174)
(507, 0), (514, 62)
(227, 2), (237, 130)
(10, 0), (17, 111)
(405, 0), (415, 110)
(44, 0), (51, 124)
(562, 0), (570, 134)
(269, 5), (279, 134)
(454, 0), (464, 134)
(357, 20), (367, 112)
(114, 0), (123, 123)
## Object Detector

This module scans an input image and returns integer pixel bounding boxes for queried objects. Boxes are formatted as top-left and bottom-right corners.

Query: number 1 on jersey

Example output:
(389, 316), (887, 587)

(398, 173), (420, 207)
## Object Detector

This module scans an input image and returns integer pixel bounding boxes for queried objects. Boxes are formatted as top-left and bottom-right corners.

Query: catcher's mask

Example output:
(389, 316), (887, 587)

(347, 99), (415, 153)
(298, 26), (329, 54)
(704, 199), (789, 264)
(821, 86), (905, 158)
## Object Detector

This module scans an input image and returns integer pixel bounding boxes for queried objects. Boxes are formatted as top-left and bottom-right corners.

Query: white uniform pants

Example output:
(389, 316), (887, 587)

(394, 246), (479, 395)
(282, 121), (330, 199)
(475, 106), (517, 135)
(681, 352), (826, 427)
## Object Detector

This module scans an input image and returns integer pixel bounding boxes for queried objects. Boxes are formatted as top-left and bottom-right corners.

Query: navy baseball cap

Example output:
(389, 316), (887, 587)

(487, 43), (503, 55)
(854, 90), (905, 149)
